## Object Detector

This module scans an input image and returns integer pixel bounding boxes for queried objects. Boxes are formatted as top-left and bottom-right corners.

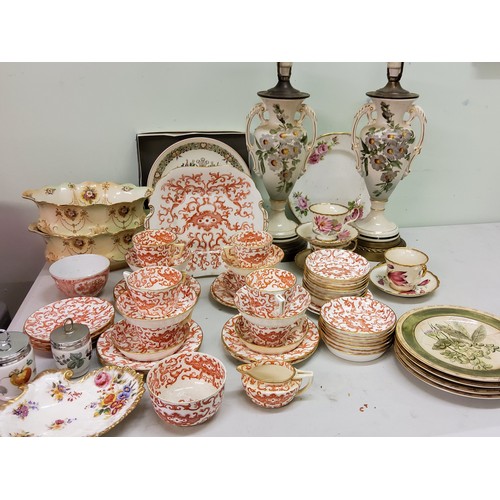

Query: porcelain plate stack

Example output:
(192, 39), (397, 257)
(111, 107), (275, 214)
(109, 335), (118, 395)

(303, 248), (371, 314)
(319, 296), (397, 362)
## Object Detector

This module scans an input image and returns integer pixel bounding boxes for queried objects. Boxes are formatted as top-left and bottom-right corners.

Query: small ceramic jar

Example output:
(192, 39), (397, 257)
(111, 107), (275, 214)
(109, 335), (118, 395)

(50, 318), (92, 378)
(0, 329), (37, 402)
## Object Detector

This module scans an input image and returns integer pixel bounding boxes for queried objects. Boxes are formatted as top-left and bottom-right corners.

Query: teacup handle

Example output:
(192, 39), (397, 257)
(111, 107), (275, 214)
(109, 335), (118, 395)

(171, 242), (186, 261)
(275, 293), (287, 315)
(420, 264), (427, 278)
(293, 370), (314, 396)
(123, 271), (132, 284)
(222, 245), (235, 261)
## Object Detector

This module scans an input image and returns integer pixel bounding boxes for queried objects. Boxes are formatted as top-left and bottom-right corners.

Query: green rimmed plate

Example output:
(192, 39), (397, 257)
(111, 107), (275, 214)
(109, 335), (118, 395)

(396, 306), (500, 383)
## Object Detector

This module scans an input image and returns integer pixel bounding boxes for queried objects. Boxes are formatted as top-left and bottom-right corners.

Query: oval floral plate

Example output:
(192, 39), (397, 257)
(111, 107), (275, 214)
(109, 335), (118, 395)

(147, 137), (250, 189)
(288, 132), (370, 223)
(396, 306), (500, 383)
(0, 366), (144, 437)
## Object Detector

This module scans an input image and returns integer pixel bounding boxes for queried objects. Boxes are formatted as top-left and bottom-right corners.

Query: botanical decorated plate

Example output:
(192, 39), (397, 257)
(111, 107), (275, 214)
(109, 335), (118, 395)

(288, 132), (370, 223)
(0, 366), (144, 436)
(145, 165), (267, 277)
(147, 137), (250, 189)
(395, 306), (500, 383)
(24, 297), (115, 348)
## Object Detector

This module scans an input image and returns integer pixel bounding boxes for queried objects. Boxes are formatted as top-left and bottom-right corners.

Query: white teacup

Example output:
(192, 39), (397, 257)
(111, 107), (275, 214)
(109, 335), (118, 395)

(310, 203), (360, 241)
(384, 247), (429, 292)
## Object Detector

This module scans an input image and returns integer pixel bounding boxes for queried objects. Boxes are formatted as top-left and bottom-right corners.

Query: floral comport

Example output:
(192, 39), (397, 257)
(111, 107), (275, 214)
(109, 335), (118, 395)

(253, 104), (308, 195)
(359, 101), (416, 198)
(424, 321), (500, 370)
(86, 370), (140, 418)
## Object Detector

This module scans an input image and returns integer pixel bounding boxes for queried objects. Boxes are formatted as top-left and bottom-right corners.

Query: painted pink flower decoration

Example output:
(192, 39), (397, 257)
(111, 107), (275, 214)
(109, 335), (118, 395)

(94, 371), (111, 388)
(307, 152), (321, 164)
(314, 215), (334, 233)
(387, 271), (408, 287)
(316, 143), (329, 155)
(295, 196), (308, 211)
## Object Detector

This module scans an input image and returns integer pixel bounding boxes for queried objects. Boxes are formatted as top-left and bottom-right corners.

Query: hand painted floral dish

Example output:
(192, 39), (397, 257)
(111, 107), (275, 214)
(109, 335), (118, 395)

(145, 165), (267, 277)
(288, 133), (370, 224)
(0, 365), (144, 436)
(97, 320), (203, 372)
(23, 181), (152, 237)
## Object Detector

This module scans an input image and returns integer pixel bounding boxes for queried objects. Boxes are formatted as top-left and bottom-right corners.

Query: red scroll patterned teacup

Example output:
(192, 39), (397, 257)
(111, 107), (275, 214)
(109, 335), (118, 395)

(244, 268), (297, 316)
(132, 229), (186, 267)
(123, 266), (186, 318)
(223, 230), (273, 265)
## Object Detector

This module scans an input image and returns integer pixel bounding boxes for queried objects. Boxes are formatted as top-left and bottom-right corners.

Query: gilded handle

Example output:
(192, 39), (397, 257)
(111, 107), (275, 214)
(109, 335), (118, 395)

(294, 370), (314, 396)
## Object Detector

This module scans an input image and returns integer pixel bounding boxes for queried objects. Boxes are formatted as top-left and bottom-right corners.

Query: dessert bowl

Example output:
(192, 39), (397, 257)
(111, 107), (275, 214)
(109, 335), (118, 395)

(49, 254), (110, 297)
(147, 352), (226, 426)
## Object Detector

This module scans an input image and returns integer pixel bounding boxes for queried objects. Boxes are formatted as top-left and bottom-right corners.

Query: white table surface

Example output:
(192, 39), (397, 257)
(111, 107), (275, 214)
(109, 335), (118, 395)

(7, 222), (500, 437)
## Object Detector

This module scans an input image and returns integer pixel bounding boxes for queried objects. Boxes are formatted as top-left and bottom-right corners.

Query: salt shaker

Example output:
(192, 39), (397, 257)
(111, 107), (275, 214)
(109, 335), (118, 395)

(0, 329), (37, 402)
(50, 318), (92, 378)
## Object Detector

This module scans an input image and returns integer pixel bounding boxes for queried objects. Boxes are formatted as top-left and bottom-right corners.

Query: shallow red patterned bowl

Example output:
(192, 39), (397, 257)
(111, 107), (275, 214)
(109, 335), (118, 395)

(49, 254), (110, 297)
(146, 352), (226, 427)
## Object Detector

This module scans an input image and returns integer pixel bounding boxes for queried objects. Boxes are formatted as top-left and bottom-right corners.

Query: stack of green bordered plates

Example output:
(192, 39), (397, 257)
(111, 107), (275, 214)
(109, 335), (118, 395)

(394, 305), (500, 399)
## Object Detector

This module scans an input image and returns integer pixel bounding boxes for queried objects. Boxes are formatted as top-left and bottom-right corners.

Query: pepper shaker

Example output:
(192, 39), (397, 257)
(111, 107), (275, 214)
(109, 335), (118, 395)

(50, 318), (92, 378)
(0, 329), (37, 402)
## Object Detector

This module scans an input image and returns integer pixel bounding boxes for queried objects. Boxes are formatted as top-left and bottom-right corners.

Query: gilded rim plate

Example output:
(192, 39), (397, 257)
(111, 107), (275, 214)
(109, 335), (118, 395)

(395, 306), (500, 383)
(147, 137), (250, 189)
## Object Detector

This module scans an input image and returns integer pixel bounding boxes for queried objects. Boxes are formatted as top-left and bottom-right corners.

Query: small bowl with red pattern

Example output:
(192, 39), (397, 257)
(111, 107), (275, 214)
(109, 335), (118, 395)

(49, 254), (110, 297)
(147, 352), (226, 426)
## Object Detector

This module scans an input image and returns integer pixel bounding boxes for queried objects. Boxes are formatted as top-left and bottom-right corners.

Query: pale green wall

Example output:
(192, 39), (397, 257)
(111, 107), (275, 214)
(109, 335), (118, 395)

(1, 62), (499, 316)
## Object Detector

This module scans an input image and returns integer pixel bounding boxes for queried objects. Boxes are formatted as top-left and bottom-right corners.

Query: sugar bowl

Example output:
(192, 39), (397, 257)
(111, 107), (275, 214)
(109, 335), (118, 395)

(50, 318), (92, 378)
(0, 329), (37, 402)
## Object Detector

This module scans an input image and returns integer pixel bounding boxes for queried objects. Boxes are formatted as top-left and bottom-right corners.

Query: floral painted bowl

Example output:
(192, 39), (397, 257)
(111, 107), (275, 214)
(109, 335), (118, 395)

(147, 352), (226, 427)
(23, 181), (152, 237)
(0, 366), (144, 436)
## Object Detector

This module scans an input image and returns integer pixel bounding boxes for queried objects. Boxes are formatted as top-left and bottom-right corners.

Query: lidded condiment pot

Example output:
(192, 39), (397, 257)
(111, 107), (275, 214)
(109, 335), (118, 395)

(0, 329), (37, 402)
(50, 318), (92, 378)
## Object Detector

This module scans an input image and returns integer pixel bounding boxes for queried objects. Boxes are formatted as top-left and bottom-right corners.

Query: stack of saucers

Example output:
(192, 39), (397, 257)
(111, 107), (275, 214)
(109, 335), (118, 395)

(303, 248), (371, 313)
(319, 296), (397, 362)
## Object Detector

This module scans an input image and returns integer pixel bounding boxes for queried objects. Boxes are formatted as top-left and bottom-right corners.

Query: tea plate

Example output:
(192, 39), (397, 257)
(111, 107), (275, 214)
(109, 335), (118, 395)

(97, 320), (203, 372)
(288, 132), (370, 223)
(221, 315), (319, 364)
(369, 263), (440, 297)
(147, 136), (250, 189)
(0, 366), (144, 437)
(307, 289), (373, 315)
(24, 296), (115, 349)
(145, 165), (267, 277)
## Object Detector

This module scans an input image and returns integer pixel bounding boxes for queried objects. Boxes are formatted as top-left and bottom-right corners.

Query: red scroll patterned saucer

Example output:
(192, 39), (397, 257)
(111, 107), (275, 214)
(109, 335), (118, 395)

(97, 320), (203, 373)
(24, 296), (115, 351)
(145, 165), (267, 277)
(221, 315), (319, 364)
